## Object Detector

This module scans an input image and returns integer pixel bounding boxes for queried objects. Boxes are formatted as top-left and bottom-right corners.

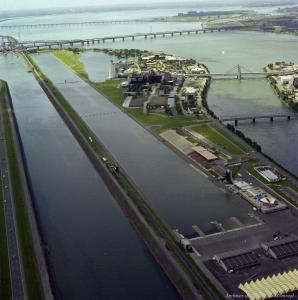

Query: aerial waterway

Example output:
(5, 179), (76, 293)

(33, 53), (254, 235)
(77, 30), (298, 177)
(0, 54), (180, 300)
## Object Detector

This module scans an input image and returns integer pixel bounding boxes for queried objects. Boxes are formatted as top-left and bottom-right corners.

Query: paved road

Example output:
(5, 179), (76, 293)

(0, 95), (25, 299)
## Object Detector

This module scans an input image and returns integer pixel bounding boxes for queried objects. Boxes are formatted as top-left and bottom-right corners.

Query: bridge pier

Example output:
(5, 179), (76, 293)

(92, 40), (95, 44)
(252, 118), (256, 123)
(122, 37), (125, 42)
(81, 41), (84, 46)
(288, 115), (291, 120)
(195, 30), (198, 34)
(171, 32), (174, 37)
(132, 36), (135, 40)
(270, 116), (273, 122)
(203, 30), (206, 33)
(187, 31), (190, 35)
(154, 34), (156, 38)
(145, 35), (147, 39)
(163, 33), (165, 37)
(112, 38), (115, 42)
(235, 120), (238, 126)
(179, 32), (182, 36)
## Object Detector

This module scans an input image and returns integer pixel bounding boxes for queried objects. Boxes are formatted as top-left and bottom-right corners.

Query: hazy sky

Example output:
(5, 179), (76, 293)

(2, 0), (188, 11)
(1, 0), (232, 12)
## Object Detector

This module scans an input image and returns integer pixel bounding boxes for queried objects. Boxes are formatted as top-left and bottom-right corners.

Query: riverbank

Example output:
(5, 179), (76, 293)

(0, 81), (50, 299)
(264, 62), (298, 111)
(25, 52), (223, 299)
(0, 81), (12, 300)
(49, 49), (207, 132)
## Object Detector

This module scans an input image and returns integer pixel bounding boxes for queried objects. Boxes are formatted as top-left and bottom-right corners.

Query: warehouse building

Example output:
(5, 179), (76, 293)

(261, 236), (298, 259)
(213, 248), (260, 273)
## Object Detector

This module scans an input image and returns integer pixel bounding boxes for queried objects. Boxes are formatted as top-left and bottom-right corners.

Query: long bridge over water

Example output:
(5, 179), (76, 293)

(1, 30), (298, 80)
(0, 19), (156, 30)
(220, 114), (297, 126)
(1, 28), (227, 51)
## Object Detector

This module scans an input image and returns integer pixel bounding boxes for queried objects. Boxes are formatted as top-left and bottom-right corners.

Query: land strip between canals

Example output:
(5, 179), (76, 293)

(0, 81), (53, 299)
(23, 53), (219, 300)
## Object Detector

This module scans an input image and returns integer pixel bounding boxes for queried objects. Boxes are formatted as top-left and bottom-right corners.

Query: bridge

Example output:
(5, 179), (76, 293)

(220, 114), (297, 126)
(178, 64), (298, 80)
(1, 27), (227, 52)
(0, 19), (160, 30)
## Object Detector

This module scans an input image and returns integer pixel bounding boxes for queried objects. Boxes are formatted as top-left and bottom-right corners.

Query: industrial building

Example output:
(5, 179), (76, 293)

(254, 165), (285, 183)
(213, 248), (259, 273)
(233, 180), (287, 213)
(261, 236), (298, 259)
(191, 146), (218, 161)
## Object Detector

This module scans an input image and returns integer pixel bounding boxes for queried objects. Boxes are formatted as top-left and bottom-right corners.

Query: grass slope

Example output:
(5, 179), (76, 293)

(53, 50), (89, 80)
(193, 124), (248, 155)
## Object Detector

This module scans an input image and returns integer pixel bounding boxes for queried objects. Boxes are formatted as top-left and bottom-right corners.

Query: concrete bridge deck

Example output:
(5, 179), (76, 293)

(220, 114), (297, 125)
(2, 28), (226, 50)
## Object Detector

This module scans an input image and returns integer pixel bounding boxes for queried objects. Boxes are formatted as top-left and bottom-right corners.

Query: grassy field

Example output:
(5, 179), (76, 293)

(0, 81), (44, 300)
(95, 79), (124, 107)
(52, 50), (89, 80)
(128, 109), (205, 132)
(0, 82), (13, 300)
(193, 124), (248, 155)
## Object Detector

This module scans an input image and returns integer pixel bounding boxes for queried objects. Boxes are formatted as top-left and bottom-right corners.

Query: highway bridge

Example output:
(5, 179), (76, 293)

(220, 114), (297, 126)
(0, 19), (156, 30)
(1, 28), (226, 51)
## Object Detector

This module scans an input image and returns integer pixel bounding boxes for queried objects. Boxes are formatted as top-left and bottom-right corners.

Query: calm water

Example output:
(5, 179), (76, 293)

(208, 79), (298, 176)
(34, 53), (255, 236)
(81, 30), (298, 177)
(1, 8), (298, 298)
(80, 51), (115, 82)
(0, 54), (180, 300)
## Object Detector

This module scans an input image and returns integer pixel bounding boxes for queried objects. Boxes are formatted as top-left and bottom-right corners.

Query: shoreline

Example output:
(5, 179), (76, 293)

(1, 81), (54, 299)
(24, 53), (210, 299)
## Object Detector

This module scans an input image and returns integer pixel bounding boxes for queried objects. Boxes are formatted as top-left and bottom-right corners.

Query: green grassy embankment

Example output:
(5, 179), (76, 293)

(192, 124), (248, 155)
(96, 79), (124, 107)
(0, 82), (44, 300)
(52, 50), (89, 80)
(0, 82), (12, 300)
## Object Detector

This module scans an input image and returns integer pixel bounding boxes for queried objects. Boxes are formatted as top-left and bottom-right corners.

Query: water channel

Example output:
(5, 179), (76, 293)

(0, 54), (180, 300)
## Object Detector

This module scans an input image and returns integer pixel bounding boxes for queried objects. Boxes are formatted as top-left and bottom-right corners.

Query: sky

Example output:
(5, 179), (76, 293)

(0, 0), (233, 12)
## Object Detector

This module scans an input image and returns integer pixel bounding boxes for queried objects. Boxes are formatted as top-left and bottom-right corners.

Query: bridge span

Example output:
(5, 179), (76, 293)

(1, 27), (227, 51)
(0, 19), (156, 30)
(220, 114), (297, 126)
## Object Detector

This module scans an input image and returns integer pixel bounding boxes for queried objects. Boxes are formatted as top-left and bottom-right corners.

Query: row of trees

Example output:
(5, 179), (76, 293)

(226, 123), (262, 152)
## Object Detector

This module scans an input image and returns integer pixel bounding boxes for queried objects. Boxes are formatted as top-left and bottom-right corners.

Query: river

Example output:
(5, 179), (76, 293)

(78, 30), (298, 177)
(1, 6), (298, 299)
(0, 54), (180, 300)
